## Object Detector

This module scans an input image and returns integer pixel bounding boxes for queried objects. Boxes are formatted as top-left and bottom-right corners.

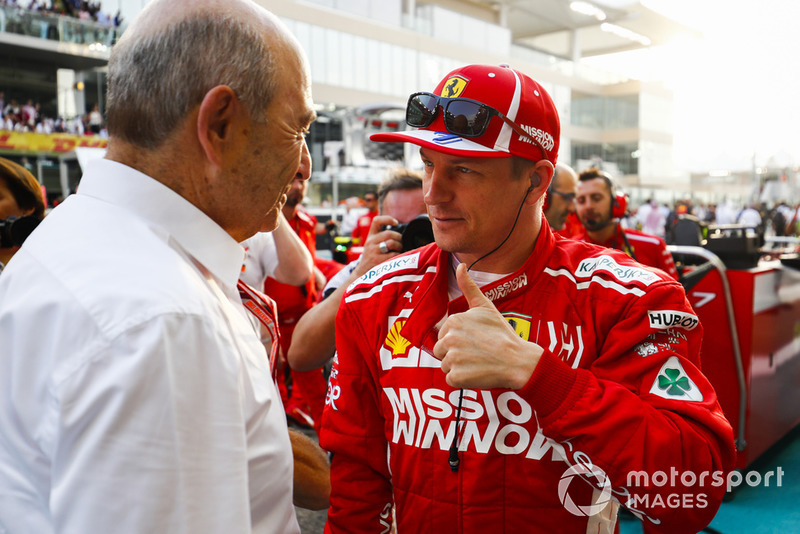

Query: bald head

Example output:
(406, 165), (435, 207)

(122, 0), (271, 38)
(106, 0), (301, 149)
(544, 163), (578, 231)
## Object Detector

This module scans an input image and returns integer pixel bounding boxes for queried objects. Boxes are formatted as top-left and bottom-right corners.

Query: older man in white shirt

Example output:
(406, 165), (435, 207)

(0, 0), (319, 533)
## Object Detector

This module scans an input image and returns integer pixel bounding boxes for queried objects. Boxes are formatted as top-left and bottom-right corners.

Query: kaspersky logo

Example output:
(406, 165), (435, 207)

(441, 75), (467, 98)
(649, 356), (703, 402)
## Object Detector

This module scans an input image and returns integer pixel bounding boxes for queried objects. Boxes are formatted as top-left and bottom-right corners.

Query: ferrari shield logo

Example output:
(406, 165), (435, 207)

(441, 76), (468, 98)
(503, 312), (531, 341)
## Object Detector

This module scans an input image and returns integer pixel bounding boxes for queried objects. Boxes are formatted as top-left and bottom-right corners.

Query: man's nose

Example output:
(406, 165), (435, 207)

(424, 169), (453, 205)
(296, 141), (311, 181)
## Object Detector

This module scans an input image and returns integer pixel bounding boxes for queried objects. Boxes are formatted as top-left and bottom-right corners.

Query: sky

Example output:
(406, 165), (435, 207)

(584, 0), (800, 173)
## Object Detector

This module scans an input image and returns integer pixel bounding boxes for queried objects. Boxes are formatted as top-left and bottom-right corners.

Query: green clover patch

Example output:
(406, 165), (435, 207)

(657, 368), (691, 396)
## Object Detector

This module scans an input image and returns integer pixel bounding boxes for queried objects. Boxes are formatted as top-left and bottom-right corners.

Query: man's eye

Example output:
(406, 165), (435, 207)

(457, 167), (472, 174)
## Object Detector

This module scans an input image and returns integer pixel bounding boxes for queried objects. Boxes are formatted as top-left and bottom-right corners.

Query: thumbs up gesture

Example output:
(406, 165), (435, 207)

(433, 264), (543, 390)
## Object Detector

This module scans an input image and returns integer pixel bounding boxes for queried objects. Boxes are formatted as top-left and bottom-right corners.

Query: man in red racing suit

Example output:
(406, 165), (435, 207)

(319, 64), (734, 534)
(573, 167), (678, 280)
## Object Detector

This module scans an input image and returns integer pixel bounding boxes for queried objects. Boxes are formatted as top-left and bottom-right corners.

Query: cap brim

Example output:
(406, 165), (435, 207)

(370, 130), (511, 159)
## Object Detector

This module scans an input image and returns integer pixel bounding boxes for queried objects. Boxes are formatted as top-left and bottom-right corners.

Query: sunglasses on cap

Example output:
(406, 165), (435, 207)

(406, 92), (547, 160)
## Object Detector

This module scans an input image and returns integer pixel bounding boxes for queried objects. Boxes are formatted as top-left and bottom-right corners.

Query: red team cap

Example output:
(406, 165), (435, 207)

(371, 64), (560, 165)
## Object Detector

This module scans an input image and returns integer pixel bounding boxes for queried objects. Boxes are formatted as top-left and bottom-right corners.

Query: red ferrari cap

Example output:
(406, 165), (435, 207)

(371, 64), (560, 164)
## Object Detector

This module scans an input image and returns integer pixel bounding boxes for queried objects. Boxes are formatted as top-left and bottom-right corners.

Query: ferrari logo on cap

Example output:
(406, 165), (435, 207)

(441, 76), (468, 98)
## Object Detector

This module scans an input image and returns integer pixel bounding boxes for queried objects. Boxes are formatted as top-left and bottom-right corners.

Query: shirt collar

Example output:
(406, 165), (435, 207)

(77, 158), (245, 289)
(400, 219), (557, 352)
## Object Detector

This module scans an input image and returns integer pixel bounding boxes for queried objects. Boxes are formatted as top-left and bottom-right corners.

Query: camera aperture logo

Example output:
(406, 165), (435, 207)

(558, 463), (785, 518)
(558, 463), (612, 517)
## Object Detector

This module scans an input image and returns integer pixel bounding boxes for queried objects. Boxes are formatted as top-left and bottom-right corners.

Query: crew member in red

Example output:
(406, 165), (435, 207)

(574, 168), (679, 280)
(264, 149), (328, 431)
(319, 64), (734, 534)
(350, 191), (378, 245)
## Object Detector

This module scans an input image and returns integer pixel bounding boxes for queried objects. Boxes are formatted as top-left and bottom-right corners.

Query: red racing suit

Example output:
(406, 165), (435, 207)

(264, 209), (326, 428)
(352, 209), (378, 245)
(574, 225), (679, 280)
(319, 222), (735, 534)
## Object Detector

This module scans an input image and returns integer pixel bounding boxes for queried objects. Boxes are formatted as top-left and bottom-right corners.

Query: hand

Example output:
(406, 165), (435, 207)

(353, 215), (403, 277)
(289, 429), (330, 510)
(324, 219), (339, 234)
(433, 264), (542, 390)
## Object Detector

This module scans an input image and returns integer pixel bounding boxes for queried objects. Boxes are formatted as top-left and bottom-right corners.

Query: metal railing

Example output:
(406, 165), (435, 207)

(667, 245), (748, 452)
(0, 5), (120, 47)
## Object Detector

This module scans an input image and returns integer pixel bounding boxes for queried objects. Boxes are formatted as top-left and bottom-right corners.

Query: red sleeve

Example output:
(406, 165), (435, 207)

(319, 301), (393, 533)
(350, 217), (367, 244)
(656, 239), (679, 280)
(522, 281), (735, 533)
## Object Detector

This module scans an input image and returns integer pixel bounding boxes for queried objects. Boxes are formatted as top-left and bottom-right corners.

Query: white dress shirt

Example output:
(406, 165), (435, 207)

(0, 159), (299, 534)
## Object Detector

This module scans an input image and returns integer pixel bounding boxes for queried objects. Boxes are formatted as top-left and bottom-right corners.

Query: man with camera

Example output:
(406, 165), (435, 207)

(319, 64), (734, 534)
(286, 167), (428, 372)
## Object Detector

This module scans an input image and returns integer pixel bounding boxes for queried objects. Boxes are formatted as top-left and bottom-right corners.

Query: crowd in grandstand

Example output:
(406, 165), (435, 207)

(0, 0), (123, 27)
(0, 92), (105, 136)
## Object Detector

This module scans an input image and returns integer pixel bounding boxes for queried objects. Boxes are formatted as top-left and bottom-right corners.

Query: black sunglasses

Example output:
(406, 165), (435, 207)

(406, 92), (546, 159)
(550, 190), (576, 203)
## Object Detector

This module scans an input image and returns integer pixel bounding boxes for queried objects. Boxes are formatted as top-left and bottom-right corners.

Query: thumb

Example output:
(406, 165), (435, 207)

(456, 263), (494, 310)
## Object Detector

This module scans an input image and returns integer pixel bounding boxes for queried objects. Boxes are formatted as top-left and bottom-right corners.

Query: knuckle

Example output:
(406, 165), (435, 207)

(447, 314), (463, 329)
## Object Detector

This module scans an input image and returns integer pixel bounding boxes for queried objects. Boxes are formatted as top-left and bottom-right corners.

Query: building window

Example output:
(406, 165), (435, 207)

(572, 142), (639, 176)
(571, 93), (638, 130)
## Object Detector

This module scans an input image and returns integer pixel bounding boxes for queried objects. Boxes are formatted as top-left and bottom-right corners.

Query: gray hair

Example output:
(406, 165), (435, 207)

(106, 13), (276, 149)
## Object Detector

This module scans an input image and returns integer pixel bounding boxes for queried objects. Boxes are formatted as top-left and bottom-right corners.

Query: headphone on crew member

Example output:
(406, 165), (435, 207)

(578, 167), (628, 219)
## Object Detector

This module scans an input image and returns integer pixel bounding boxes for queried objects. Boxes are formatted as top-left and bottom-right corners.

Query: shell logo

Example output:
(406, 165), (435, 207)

(385, 320), (411, 356)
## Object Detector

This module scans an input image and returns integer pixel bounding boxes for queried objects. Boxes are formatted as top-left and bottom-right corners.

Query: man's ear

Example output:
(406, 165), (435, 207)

(196, 85), (240, 167)
(527, 160), (554, 204)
